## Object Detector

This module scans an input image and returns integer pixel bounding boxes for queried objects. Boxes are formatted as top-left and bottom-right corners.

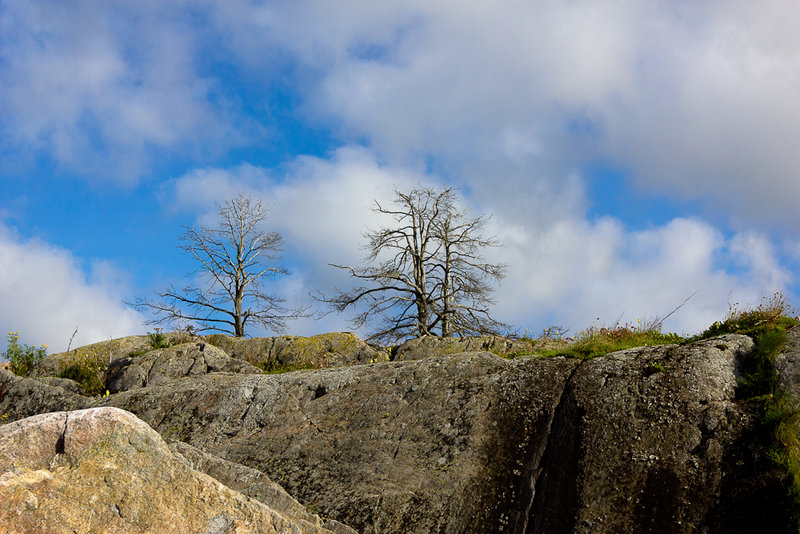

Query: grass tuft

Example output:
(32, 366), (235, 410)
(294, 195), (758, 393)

(534, 324), (684, 360)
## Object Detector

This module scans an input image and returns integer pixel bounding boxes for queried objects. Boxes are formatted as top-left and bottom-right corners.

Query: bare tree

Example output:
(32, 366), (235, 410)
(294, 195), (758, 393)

(133, 194), (306, 336)
(430, 198), (508, 337)
(322, 186), (507, 343)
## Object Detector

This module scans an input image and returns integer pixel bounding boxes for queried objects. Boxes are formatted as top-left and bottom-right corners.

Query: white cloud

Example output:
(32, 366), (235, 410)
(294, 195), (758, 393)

(213, 0), (800, 228)
(491, 215), (792, 336)
(0, 1), (253, 182)
(0, 225), (144, 353)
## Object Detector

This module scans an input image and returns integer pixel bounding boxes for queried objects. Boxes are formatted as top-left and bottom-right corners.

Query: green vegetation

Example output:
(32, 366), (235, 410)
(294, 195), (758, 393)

(694, 293), (800, 531)
(57, 347), (108, 396)
(2, 331), (47, 377)
(645, 361), (665, 376)
(531, 323), (684, 360)
(147, 329), (173, 349)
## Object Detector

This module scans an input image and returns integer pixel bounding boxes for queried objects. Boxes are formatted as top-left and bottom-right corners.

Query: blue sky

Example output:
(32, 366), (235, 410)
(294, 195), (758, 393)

(2, 1), (800, 352)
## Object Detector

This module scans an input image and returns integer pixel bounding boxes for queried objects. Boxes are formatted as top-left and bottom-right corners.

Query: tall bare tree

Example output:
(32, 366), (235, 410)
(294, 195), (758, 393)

(431, 199), (508, 337)
(323, 186), (507, 343)
(133, 194), (306, 336)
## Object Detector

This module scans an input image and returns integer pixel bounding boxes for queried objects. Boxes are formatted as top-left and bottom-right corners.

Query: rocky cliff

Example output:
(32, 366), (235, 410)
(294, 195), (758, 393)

(0, 329), (796, 533)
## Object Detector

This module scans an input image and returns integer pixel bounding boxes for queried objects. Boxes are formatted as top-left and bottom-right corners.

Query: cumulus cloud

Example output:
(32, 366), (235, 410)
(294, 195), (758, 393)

(491, 216), (790, 335)
(0, 1), (254, 182)
(211, 0), (800, 228)
(0, 225), (144, 353)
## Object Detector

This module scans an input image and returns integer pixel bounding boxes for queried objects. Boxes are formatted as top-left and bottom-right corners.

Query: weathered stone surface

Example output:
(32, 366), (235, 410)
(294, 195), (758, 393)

(528, 334), (786, 534)
(392, 335), (543, 361)
(104, 341), (262, 393)
(170, 440), (357, 534)
(29, 335), (154, 378)
(206, 332), (383, 369)
(0, 369), (91, 422)
(32, 375), (86, 395)
(0, 407), (336, 533)
(98, 352), (579, 532)
(2, 331), (794, 533)
(775, 325), (800, 397)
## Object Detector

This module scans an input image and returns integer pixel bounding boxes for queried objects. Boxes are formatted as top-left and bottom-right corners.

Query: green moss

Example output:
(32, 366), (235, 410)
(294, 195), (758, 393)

(644, 361), (665, 376)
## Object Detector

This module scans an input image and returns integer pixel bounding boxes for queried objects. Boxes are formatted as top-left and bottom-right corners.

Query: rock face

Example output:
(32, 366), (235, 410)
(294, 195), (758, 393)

(97, 353), (579, 532)
(104, 341), (262, 393)
(1, 329), (797, 532)
(0, 407), (336, 533)
(0, 369), (91, 421)
(169, 440), (357, 534)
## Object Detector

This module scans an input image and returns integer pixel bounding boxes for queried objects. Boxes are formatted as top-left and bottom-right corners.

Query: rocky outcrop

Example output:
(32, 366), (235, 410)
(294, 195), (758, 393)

(1, 330), (796, 532)
(29, 335), (155, 378)
(104, 341), (262, 393)
(96, 352), (578, 532)
(0, 407), (336, 533)
(206, 332), (383, 370)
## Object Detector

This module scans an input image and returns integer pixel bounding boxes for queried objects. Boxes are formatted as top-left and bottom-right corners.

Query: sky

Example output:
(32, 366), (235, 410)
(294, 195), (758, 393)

(2, 0), (800, 352)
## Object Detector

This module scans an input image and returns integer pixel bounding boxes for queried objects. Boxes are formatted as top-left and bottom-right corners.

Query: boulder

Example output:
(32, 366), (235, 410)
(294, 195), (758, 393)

(104, 341), (262, 393)
(528, 334), (784, 533)
(775, 324), (800, 397)
(206, 332), (384, 370)
(0, 407), (337, 533)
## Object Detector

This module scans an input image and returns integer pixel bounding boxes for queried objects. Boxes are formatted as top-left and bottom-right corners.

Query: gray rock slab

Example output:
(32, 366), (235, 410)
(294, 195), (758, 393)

(0, 407), (336, 533)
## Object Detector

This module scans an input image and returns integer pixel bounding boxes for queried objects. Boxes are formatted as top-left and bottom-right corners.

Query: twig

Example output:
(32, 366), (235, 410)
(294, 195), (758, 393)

(66, 326), (78, 353)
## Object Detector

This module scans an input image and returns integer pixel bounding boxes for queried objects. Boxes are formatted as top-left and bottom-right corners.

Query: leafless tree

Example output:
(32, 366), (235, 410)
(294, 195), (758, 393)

(132, 194), (306, 336)
(322, 186), (507, 343)
(430, 198), (508, 337)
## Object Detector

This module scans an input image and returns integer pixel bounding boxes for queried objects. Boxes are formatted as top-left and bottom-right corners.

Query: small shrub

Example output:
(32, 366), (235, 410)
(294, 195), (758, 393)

(537, 324), (684, 360)
(147, 328), (173, 349)
(57, 349), (107, 396)
(699, 292), (796, 339)
(3, 331), (47, 377)
(645, 361), (665, 376)
(204, 333), (228, 348)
